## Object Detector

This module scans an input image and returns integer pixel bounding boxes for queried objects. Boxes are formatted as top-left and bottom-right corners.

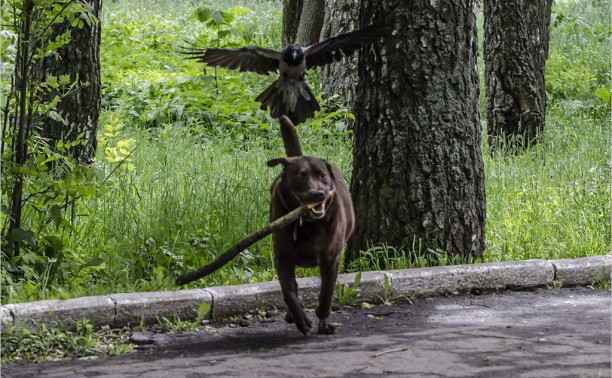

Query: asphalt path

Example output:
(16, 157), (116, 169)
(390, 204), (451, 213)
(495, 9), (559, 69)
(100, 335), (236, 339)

(2, 287), (610, 377)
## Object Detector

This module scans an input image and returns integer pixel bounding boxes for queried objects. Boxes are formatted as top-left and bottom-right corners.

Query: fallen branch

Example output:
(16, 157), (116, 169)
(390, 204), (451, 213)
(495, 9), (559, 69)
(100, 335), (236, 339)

(175, 190), (334, 286)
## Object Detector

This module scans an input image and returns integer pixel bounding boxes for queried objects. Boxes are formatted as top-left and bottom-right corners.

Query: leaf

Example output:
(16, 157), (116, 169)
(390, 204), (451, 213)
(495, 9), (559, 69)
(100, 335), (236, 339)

(43, 234), (64, 252)
(197, 302), (211, 320)
(49, 205), (63, 229)
(230, 28), (243, 39)
(48, 110), (67, 124)
(192, 7), (211, 23)
(594, 87), (611, 104)
(210, 10), (225, 25)
(85, 257), (104, 267)
(221, 11), (234, 23)
(227, 6), (249, 17)
(1, 204), (12, 218)
(76, 184), (97, 197)
(46, 75), (59, 89)
(59, 74), (71, 86)
(10, 228), (36, 249)
(18, 167), (41, 176)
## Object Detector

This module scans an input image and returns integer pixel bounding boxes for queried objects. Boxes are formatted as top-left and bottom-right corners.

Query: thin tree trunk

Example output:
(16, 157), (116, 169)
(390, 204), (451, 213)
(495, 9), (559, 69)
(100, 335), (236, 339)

(320, 0), (359, 106)
(282, 0), (303, 46)
(484, 0), (553, 150)
(7, 0), (34, 257)
(346, 0), (486, 264)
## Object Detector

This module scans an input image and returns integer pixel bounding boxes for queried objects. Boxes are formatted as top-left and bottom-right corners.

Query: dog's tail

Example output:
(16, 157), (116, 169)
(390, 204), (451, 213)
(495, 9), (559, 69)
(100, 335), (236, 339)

(279, 115), (303, 157)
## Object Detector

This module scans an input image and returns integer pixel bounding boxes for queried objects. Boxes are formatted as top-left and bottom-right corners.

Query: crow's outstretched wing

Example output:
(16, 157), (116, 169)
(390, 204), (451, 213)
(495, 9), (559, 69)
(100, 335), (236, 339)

(181, 46), (282, 75)
(304, 22), (389, 69)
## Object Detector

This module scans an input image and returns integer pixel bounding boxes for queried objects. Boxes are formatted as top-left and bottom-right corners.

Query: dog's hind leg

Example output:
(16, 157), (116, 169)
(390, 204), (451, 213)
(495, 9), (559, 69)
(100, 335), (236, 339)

(316, 259), (340, 334)
(276, 260), (312, 335)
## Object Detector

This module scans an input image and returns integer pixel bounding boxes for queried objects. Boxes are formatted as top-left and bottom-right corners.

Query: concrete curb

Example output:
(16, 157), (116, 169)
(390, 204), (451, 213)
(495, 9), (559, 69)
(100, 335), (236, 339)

(1, 256), (610, 331)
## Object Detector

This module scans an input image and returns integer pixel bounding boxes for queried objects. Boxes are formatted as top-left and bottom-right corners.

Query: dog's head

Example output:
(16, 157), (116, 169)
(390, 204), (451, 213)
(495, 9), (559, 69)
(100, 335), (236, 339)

(267, 156), (336, 219)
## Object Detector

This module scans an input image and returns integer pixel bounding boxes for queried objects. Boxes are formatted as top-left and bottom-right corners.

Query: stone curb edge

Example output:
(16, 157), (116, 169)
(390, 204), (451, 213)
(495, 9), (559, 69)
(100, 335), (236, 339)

(1, 256), (610, 331)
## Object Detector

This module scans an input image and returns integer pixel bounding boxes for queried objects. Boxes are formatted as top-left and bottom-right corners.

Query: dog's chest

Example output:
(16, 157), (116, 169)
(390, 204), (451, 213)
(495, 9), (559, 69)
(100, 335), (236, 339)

(274, 220), (341, 266)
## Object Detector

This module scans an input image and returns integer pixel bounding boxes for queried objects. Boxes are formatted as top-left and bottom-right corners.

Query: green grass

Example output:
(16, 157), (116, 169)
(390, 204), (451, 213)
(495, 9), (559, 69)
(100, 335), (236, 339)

(1, 0), (609, 304)
(0, 319), (134, 365)
(484, 110), (609, 261)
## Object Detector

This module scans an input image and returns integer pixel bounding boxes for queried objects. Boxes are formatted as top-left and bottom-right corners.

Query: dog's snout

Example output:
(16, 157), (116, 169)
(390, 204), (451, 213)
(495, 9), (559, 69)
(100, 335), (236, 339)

(311, 189), (326, 202)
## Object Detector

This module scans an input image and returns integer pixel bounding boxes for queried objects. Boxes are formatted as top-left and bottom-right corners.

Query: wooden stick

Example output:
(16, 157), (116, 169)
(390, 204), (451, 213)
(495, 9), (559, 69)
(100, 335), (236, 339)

(174, 191), (334, 286)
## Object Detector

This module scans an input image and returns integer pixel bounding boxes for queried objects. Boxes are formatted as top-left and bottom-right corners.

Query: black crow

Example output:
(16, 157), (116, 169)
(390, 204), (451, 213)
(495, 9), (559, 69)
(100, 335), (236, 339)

(182, 22), (389, 125)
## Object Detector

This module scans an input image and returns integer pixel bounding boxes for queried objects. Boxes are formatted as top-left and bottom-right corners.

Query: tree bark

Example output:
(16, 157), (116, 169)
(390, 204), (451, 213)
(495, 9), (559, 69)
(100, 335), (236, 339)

(320, 0), (359, 106)
(282, 0), (325, 47)
(282, 0), (303, 46)
(346, 0), (486, 264)
(484, 0), (553, 150)
(295, 0), (325, 46)
(35, 0), (103, 163)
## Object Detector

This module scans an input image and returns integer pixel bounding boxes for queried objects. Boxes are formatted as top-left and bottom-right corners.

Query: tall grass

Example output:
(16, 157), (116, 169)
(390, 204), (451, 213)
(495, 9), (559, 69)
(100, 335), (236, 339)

(1, 0), (609, 303)
(481, 0), (611, 261)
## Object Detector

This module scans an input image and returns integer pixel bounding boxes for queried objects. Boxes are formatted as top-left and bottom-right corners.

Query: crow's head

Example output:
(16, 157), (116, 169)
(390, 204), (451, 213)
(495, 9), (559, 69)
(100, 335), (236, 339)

(282, 45), (305, 66)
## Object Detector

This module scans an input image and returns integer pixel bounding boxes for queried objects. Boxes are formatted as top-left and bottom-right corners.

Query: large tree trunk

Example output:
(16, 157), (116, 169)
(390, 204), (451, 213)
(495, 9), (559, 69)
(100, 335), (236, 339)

(346, 0), (486, 264)
(282, 0), (325, 46)
(35, 0), (102, 163)
(484, 0), (553, 150)
(295, 0), (325, 46)
(320, 0), (359, 107)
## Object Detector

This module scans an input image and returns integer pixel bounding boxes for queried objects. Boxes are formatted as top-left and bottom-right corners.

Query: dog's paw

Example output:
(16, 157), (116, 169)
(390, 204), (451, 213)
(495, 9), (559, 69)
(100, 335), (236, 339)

(295, 315), (313, 335)
(284, 312), (294, 323)
(317, 318), (336, 335)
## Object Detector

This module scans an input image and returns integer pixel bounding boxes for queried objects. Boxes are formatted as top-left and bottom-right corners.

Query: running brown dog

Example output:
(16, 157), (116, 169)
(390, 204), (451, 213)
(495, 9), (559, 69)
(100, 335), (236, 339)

(267, 116), (354, 335)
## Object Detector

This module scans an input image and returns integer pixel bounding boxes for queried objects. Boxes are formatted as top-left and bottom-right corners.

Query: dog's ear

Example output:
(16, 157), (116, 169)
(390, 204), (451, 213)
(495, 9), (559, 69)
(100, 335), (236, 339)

(267, 158), (288, 168)
(325, 161), (336, 181)
(267, 157), (299, 168)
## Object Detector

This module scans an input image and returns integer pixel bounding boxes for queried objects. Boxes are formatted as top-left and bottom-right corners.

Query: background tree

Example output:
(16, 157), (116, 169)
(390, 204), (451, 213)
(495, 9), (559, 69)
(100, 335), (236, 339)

(484, 0), (554, 150)
(2, 0), (104, 262)
(320, 0), (359, 107)
(282, 0), (325, 46)
(346, 0), (486, 264)
(35, 0), (103, 163)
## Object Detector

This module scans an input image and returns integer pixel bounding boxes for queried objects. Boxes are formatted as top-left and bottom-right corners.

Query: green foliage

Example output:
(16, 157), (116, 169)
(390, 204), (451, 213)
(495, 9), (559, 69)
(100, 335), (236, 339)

(376, 273), (410, 306)
(1, 0), (609, 306)
(590, 269), (611, 290)
(546, 1), (611, 115)
(346, 243), (477, 272)
(1, 135), (115, 302)
(0, 0), (116, 302)
(99, 0), (283, 136)
(484, 111), (609, 261)
(154, 302), (212, 332)
(336, 272), (362, 307)
(1, 319), (134, 365)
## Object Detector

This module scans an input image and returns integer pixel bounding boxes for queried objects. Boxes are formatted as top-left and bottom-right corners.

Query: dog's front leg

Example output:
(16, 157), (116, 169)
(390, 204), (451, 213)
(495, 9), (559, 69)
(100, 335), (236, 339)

(316, 259), (340, 334)
(276, 259), (312, 335)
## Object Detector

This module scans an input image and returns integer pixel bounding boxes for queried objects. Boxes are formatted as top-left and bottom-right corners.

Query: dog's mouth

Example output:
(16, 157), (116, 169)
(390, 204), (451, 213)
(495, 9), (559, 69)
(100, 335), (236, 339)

(309, 200), (327, 219)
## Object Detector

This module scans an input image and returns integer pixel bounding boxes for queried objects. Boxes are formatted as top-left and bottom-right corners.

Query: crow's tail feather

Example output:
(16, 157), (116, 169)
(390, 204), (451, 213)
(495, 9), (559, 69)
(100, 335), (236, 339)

(256, 80), (320, 125)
